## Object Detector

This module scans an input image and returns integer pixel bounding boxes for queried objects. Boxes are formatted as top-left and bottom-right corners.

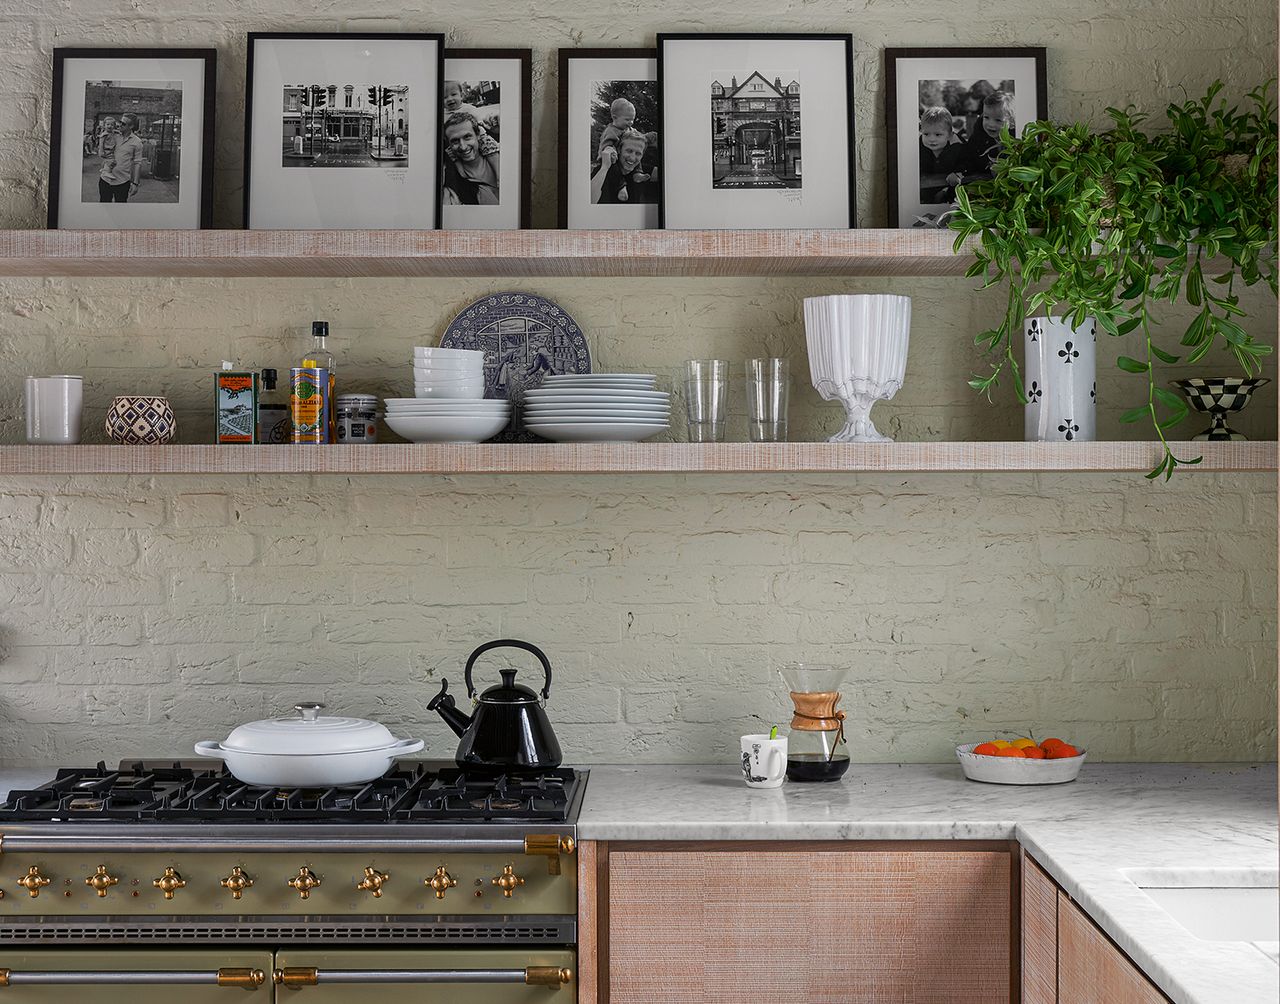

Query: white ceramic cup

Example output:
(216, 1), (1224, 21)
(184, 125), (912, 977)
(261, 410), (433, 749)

(740, 734), (787, 789)
(25, 375), (83, 444)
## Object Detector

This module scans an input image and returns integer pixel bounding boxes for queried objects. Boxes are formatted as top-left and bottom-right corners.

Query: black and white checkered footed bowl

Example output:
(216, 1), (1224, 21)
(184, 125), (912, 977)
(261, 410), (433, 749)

(104, 395), (177, 445)
(1171, 377), (1270, 441)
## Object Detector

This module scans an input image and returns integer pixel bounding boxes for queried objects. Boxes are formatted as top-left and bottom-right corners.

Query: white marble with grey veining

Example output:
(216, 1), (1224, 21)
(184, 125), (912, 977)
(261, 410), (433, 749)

(0, 763), (1273, 1004)
(576, 763), (1277, 1004)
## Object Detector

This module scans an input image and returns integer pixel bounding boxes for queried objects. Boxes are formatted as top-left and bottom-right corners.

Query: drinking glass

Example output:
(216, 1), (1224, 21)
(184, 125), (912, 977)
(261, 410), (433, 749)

(684, 359), (728, 443)
(745, 358), (789, 442)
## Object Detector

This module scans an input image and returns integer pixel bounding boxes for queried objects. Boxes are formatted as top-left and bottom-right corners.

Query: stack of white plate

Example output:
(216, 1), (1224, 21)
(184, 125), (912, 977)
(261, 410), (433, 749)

(383, 397), (511, 443)
(414, 346), (485, 399)
(522, 374), (670, 443)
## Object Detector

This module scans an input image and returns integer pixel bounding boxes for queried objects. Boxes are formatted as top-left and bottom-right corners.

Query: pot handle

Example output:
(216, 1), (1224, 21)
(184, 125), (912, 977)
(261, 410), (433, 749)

(464, 639), (552, 701)
(390, 738), (426, 755)
(193, 741), (226, 759)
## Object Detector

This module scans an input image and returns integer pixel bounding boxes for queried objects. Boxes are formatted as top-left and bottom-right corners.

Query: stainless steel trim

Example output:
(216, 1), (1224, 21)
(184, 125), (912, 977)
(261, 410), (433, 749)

(1, 971), (237, 986)
(0, 835), (537, 853)
(310, 969), (529, 984)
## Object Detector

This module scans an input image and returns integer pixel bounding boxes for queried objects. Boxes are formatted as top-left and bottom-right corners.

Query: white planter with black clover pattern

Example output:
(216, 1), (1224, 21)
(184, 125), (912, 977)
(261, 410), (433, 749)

(1024, 316), (1096, 443)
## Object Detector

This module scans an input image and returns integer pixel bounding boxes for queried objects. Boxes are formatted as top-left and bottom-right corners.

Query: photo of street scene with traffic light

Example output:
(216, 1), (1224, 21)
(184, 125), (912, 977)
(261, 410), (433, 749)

(281, 83), (408, 167)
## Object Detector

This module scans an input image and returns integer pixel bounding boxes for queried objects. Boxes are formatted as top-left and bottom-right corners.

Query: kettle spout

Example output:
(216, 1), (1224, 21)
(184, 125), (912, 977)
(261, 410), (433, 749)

(427, 678), (472, 738)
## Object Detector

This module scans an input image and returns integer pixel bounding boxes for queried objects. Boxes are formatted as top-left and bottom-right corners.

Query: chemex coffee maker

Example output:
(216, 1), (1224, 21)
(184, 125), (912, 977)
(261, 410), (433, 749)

(781, 663), (850, 782)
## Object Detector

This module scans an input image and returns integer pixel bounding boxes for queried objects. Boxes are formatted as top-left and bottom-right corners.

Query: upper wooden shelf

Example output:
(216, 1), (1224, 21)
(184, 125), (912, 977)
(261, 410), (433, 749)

(0, 229), (974, 278)
(0, 442), (1271, 475)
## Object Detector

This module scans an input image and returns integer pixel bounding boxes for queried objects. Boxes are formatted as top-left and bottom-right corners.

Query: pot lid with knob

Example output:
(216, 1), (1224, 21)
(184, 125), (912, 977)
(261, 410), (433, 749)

(220, 702), (402, 756)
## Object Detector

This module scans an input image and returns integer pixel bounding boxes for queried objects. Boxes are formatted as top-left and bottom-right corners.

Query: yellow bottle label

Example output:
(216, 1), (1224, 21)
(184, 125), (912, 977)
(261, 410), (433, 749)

(290, 367), (330, 443)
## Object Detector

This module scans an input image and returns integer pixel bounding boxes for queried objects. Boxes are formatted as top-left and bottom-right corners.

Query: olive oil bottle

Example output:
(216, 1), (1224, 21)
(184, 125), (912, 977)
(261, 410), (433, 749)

(302, 320), (336, 439)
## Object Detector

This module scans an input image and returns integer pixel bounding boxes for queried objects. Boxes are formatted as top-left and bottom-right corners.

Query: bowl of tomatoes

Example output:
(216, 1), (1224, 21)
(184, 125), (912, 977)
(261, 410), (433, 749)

(955, 737), (1085, 785)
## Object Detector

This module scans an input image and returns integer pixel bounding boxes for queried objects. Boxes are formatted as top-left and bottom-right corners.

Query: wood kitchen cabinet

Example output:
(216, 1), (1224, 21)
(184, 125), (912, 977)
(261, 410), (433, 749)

(581, 841), (1016, 1004)
(1020, 850), (1170, 1004)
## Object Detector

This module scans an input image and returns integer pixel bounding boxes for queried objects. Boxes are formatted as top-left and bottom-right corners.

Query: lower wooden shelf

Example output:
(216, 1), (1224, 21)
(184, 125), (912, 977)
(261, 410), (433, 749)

(0, 441), (1272, 475)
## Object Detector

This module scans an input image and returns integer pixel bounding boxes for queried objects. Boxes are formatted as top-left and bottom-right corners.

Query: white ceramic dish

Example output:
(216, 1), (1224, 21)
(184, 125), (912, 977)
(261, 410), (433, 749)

(413, 346), (484, 358)
(384, 412), (510, 443)
(523, 409), (670, 419)
(384, 402), (509, 409)
(955, 742), (1087, 785)
(195, 703), (425, 786)
(523, 393), (670, 405)
(543, 377), (656, 386)
(384, 397), (506, 407)
(413, 366), (484, 377)
(545, 372), (655, 381)
(525, 417), (670, 426)
(413, 385), (486, 400)
(526, 421), (667, 442)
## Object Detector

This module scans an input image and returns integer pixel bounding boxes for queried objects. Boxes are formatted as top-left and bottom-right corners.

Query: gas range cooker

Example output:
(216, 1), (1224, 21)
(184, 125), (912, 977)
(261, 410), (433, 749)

(0, 760), (587, 993)
(0, 760), (586, 825)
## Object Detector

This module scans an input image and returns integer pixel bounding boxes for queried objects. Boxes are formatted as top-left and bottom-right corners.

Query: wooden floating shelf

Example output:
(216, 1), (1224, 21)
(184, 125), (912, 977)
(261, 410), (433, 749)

(0, 442), (1271, 475)
(0, 228), (975, 278)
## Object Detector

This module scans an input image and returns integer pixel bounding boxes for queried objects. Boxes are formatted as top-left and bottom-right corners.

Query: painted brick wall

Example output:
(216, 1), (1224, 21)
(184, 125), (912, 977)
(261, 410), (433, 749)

(0, 3), (1275, 764)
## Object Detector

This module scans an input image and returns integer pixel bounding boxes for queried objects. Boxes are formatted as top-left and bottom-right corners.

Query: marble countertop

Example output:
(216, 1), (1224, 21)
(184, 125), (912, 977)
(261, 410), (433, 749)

(0, 763), (1272, 1004)
(576, 763), (1278, 1004)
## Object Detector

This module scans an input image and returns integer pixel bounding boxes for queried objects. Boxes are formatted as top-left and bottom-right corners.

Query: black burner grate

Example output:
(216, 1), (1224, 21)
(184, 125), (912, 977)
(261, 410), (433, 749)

(0, 762), (584, 824)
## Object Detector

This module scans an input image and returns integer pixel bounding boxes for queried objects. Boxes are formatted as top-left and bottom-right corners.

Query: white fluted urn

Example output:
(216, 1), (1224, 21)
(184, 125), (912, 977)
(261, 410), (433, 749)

(803, 294), (912, 443)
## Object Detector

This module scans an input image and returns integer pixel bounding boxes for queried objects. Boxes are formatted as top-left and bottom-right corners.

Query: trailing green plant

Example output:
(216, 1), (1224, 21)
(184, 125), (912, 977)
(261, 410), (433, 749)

(950, 81), (1278, 479)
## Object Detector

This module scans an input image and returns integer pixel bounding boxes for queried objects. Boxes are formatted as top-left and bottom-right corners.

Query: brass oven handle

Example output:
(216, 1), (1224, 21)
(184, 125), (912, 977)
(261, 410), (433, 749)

(272, 967), (572, 986)
(0, 968), (265, 989)
(524, 834), (576, 875)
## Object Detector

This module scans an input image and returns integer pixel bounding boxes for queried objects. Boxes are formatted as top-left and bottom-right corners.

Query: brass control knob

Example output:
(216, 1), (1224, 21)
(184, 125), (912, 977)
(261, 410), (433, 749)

(152, 866), (187, 900)
(356, 866), (389, 898)
(287, 866), (321, 900)
(16, 866), (50, 898)
(221, 866), (254, 900)
(426, 865), (457, 900)
(492, 863), (525, 898)
(85, 865), (119, 897)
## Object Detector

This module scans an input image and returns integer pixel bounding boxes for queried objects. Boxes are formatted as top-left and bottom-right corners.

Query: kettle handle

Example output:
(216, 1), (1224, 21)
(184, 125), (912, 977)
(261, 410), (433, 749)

(464, 639), (552, 701)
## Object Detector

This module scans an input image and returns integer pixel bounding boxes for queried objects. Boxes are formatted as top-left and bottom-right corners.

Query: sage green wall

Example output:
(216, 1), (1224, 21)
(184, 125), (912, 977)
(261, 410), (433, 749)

(0, 2), (1273, 765)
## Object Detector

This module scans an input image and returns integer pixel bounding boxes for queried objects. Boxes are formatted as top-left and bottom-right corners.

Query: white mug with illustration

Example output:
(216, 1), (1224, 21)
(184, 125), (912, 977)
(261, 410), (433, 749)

(740, 734), (787, 789)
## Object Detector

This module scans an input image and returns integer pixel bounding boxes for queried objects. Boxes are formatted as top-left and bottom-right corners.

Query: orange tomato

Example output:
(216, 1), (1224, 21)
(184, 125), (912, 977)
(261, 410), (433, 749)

(995, 747), (1026, 757)
(1040, 738), (1067, 751)
(1046, 743), (1080, 759)
(1021, 746), (1047, 759)
(972, 742), (1000, 756)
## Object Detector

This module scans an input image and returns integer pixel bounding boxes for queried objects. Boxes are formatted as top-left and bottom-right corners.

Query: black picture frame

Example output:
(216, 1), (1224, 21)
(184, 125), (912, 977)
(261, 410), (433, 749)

(657, 32), (855, 230)
(885, 46), (1047, 229)
(48, 47), (216, 229)
(557, 47), (658, 229)
(444, 47), (532, 230)
(243, 31), (445, 230)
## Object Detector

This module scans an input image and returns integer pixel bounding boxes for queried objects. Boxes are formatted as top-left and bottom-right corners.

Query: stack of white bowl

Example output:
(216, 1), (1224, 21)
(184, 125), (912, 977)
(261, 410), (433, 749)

(522, 374), (670, 443)
(414, 346), (485, 399)
(383, 347), (511, 443)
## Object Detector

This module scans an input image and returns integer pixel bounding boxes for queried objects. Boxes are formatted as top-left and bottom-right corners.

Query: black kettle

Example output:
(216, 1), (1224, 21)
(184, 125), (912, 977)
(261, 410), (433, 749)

(427, 639), (563, 772)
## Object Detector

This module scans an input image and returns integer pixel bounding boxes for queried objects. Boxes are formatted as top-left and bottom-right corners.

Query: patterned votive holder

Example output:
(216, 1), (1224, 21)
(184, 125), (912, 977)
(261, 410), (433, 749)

(105, 395), (177, 445)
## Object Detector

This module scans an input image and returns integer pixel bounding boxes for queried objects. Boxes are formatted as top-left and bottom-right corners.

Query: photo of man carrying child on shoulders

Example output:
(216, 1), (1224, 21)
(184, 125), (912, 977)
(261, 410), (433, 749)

(442, 78), (502, 206)
(915, 77), (1018, 225)
(588, 80), (659, 205)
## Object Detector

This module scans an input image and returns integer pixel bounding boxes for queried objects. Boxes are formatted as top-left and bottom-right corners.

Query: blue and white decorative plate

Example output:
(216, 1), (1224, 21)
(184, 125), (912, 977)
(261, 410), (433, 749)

(440, 292), (590, 441)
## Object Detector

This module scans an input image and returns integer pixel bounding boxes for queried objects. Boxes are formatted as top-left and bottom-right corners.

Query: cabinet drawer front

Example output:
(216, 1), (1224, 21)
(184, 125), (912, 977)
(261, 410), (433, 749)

(1022, 852), (1059, 1004)
(1058, 893), (1170, 1003)
(608, 848), (1011, 1004)
(0, 949), (272, 1002)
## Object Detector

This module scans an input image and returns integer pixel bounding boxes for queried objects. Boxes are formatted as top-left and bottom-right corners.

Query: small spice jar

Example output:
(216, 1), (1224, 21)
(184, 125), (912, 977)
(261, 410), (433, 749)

(334, 393), (379, 444)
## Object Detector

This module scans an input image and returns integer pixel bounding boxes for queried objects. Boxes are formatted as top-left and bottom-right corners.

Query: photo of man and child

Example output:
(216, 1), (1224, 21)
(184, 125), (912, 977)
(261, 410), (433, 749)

(917, 78), (1017, 206)
(442, 77), (502, 206)
(588, 80), (659, 205)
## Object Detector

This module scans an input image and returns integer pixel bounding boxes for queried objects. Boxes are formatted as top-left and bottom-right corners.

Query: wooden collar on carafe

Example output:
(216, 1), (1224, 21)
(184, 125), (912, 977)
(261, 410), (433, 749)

(789, 690), (846, 733)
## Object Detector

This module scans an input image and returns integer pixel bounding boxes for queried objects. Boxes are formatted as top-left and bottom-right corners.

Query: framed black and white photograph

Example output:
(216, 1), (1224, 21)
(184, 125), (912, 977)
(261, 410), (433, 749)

(48, 48), (215, 229)
(558, 48), (659, 230)
(657, 33), (854, 230)
(443, 48), (531, 230)
(886, 47), (1047, 229)
(244, 32), (443, 229)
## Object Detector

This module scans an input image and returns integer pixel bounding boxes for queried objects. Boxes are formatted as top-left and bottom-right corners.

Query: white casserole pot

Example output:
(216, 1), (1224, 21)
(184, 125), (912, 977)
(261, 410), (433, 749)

(195, 703), (424, 786)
